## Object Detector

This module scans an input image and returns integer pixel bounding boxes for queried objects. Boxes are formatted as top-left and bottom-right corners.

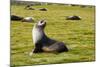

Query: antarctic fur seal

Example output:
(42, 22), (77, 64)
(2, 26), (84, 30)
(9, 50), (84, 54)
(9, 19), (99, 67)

(11, 15), (23, 21)
(32, 20), (68, 53)
(22, 17), (34, 22)
(66, 15), (81, 20)
(39, 8), (47, 11)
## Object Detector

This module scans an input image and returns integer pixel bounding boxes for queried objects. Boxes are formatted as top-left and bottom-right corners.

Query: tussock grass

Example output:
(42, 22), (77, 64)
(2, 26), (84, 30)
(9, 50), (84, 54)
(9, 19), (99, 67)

(11, 4), (95, 66)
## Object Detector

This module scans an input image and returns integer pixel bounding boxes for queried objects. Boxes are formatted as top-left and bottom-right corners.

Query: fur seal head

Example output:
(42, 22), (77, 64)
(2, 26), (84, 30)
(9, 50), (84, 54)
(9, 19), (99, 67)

(34, 20), (46, 29)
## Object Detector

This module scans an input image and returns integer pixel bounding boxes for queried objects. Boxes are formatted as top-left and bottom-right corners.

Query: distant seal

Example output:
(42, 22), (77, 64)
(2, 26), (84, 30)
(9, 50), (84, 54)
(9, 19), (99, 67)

(22, 17), (34, 22)
(11, 15), (23, 21)
(66, 15), (81, 20)
(24, 5), (35, 10)
(32, 20), (68, 53)
(39, 8), (47, 11)
(25, 5), (31, 9)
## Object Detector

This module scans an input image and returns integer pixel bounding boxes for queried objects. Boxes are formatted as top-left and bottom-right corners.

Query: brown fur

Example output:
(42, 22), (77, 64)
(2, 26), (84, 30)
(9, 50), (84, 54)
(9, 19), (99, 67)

(32, 20), (68, 53)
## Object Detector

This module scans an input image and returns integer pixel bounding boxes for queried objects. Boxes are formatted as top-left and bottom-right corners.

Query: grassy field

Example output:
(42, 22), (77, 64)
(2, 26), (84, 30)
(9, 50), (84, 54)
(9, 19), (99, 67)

(11, 4), (95, 66)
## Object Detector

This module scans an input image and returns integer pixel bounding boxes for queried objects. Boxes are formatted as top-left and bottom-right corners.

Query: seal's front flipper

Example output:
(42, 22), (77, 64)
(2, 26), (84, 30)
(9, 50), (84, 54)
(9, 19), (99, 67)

(33, 48), (43, 53)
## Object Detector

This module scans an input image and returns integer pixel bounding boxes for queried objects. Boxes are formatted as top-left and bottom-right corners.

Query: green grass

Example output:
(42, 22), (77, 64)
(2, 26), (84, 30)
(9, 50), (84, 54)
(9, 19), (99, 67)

(11, 4), (95, 66)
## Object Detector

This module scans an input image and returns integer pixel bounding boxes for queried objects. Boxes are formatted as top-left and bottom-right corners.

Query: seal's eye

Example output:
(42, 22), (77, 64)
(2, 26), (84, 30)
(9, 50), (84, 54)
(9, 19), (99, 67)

(40, 22), (43, 23)
(38, 20), (46, 26)
(40, 20), (44, 24)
